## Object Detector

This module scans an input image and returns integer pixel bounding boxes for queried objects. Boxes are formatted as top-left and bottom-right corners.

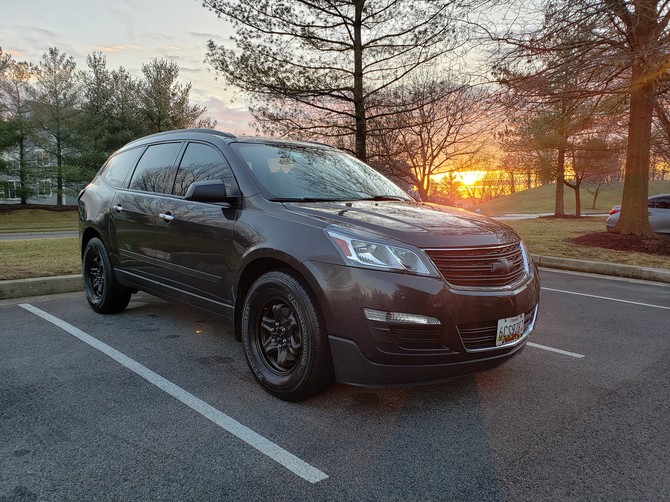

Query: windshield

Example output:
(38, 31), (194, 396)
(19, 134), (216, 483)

(231, 143), (411, 201)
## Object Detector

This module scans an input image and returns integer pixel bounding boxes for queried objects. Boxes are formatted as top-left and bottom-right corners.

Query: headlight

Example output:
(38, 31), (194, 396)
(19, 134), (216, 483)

(325, 229), (435, 275)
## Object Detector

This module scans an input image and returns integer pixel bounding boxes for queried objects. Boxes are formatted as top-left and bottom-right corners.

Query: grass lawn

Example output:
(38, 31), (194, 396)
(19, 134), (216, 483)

(504, 217), (669, 270)
(0, 208), (78, 232)
(0, 237), (80, 280)
(478, 180), (670, 216)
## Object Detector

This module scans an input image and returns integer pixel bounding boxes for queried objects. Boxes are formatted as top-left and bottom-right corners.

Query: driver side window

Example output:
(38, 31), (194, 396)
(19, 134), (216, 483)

(173, 142), (236, 197)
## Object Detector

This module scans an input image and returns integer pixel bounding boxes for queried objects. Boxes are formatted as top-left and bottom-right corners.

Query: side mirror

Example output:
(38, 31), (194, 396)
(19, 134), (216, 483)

(184, 180), (238, 204)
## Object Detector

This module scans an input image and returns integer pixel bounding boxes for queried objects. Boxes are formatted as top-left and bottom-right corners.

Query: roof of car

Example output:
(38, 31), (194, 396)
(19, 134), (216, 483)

(120, 128), (335, 151)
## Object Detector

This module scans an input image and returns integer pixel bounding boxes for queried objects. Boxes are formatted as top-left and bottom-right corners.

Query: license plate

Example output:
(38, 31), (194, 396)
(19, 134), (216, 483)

(496, 313), (525, 346)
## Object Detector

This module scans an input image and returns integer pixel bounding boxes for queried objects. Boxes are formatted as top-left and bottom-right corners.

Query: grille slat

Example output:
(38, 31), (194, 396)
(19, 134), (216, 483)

(425, 243), (526, 288)
(389, 325), (445, 351)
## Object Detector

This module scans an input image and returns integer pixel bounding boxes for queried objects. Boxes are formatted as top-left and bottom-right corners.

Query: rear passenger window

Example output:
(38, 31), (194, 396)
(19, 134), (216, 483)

(99, 148), (142, 188)
(129, 143), (182, 193)
(656, 197), (670, 209)
(173, 143), (235, 197)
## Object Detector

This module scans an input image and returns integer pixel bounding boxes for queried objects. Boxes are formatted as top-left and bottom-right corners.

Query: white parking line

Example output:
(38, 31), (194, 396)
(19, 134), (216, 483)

(541, 287), (670, 310)
(19, 303), (328, 484)
(527, 342), (585, 358)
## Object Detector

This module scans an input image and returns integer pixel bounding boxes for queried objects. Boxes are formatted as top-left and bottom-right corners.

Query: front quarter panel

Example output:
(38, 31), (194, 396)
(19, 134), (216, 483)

(78, 178), (116, 256)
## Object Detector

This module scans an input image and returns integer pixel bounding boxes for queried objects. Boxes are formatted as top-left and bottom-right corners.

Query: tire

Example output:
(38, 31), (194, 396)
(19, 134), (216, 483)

(242, 271), (334, 401)
(82, 237), (132, 314)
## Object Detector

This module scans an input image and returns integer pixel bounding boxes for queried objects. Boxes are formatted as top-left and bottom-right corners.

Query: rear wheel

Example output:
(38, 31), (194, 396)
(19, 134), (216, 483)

(242, 271), (334, 401)
(82, 237), (132, 314)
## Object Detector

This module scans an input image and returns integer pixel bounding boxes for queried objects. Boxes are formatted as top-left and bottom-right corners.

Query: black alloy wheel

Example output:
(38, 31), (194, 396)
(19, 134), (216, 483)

(259, 300), (303, 374)
(82, 237), (132, 314)
(242, 271), (334, 401)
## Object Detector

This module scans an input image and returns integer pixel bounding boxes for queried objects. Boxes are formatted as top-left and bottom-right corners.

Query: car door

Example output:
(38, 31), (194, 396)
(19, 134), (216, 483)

(110, 142), (182, 284)
(152, 141), (240, 316)
(649, 195), (670, 234)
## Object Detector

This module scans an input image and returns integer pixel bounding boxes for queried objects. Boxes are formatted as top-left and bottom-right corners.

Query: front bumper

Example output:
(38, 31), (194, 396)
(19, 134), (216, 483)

(303, 260), (540, 386)
(329, 334), (528, 386)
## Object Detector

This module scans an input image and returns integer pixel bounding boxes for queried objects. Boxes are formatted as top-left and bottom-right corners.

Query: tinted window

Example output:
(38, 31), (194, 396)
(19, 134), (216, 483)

(173, 143), (235, 196)
(654, 197), (670, 209)
(99, 147), (142, 188)
(128, 143), (182, 193)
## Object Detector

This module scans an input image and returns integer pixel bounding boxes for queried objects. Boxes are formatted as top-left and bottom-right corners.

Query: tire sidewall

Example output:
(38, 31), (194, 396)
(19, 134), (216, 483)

(242, 273), (315, 393)
(83, 237), (126, 313)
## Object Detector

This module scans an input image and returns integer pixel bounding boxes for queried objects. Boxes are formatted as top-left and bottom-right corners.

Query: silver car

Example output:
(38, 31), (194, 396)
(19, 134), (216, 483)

(606, 194), (670, 234)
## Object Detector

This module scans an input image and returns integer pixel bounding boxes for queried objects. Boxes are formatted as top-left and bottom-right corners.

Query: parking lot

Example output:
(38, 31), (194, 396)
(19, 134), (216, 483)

(2, 268), (669, 501)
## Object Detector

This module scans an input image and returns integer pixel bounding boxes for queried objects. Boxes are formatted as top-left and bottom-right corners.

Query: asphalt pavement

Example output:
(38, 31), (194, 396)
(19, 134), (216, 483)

(2, 269), (669, 500)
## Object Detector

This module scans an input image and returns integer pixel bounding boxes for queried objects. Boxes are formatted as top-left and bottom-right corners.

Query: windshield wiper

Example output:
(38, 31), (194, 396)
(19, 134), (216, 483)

(270, 197), (348, 202)
(357, 195), (409, 201)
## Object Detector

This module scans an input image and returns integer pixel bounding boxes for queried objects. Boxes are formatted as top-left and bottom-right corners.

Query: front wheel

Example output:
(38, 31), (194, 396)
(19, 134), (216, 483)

(242, 271), (334, 401)
(82, 237), (132, 314)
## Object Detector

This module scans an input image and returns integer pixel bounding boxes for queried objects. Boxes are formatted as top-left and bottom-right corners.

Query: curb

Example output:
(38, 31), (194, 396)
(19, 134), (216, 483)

(531, 255), (670, 284)
(0, 274), (83, 300)
(1, 256), (669, 301)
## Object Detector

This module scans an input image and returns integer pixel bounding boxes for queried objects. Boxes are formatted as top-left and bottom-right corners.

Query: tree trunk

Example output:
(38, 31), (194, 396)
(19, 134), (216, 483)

(554, 143), (566, 216)
(591, 189), (599, 210)
(615, 0), (657, 237)
(353, 1), (366, 162)
(56, 136), (63, 207)
(19, 138), (27, 205)
(615, 61), (654, 236)
(564, 179), (582, 217)
(416, 184), (429, 202)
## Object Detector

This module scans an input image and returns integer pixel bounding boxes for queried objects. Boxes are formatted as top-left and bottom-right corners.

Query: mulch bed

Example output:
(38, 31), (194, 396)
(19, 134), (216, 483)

(570, 232), (670, 256)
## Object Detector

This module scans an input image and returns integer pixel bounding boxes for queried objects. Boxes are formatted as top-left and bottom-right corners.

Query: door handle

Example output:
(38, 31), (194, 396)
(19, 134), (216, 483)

(113, 205), (123, 213)
(159, 212), (174, 222)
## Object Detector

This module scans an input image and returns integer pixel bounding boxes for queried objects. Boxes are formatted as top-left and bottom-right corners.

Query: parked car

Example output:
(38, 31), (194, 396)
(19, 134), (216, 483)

(606, 194), (670, 234)
(78, 129), (540, 400)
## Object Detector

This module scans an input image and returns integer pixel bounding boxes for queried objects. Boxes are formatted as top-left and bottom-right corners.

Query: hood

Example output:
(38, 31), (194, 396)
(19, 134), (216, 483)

(284, 201), (519, 248)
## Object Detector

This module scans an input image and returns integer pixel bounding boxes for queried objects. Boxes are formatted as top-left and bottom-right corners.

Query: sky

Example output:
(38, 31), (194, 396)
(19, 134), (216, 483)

(1, 0), (254, 134)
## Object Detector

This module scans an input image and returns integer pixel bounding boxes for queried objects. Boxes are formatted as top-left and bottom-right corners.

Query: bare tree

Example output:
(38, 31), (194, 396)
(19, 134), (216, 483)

(367, 78), (491, 201)
(203, 0), (491, 161)
(654, 92), (670, 172)
(496, 121), (556, 190)
(494, 11), (611, 216)
(567, 136), (621, 215)
(492, 0), (670, 236)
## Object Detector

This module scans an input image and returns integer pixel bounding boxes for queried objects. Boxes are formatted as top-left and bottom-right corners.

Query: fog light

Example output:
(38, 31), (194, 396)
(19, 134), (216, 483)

(363, 308), (441, 325)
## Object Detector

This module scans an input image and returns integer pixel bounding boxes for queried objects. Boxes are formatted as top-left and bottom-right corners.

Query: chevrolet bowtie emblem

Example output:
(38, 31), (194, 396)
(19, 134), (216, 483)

(491, 258), (513, 274)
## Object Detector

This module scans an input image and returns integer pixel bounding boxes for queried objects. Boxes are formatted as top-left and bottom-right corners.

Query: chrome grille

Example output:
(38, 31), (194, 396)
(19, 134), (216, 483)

(425, 243), (526, 288)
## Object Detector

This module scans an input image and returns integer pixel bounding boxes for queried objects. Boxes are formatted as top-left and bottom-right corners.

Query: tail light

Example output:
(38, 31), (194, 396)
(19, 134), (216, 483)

(609, 208), (621, 215)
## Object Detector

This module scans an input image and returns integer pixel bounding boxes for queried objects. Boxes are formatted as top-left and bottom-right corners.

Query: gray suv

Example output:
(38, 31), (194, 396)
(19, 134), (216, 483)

(78, 129), (540, 400)
(606, 194), (670, 234)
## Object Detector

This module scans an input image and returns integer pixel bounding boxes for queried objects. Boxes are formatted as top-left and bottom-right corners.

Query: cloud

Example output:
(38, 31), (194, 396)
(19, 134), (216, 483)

(188, 31), (220, 39)
(89, 44), (144, 53)
(199, 96), (254, 135)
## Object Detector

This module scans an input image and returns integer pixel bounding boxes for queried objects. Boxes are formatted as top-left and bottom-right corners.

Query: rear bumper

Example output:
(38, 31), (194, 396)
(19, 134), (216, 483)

(329, 334), (528, 386)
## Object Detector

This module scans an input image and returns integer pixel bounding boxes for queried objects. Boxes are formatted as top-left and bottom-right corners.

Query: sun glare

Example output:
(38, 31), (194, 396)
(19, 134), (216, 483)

(456, 171), (487, 186)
